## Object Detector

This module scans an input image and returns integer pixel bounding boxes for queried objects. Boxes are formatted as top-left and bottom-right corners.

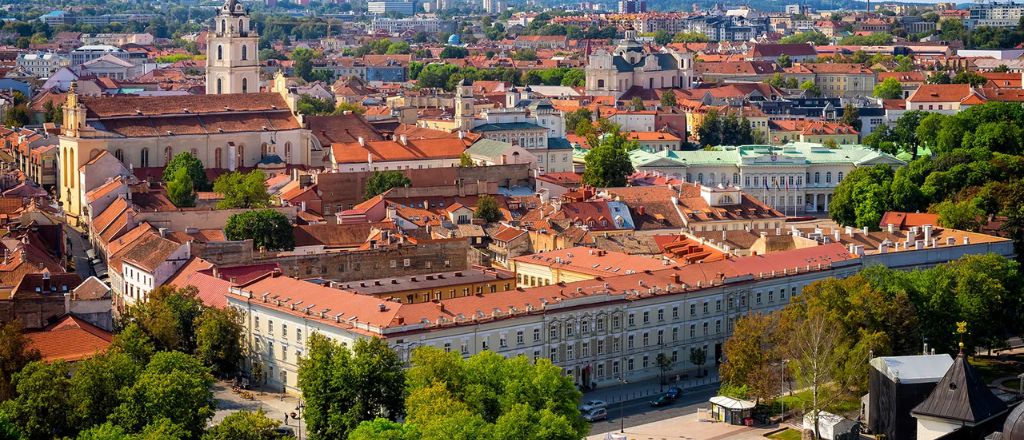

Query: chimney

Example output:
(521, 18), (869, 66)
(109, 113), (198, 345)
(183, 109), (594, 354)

(400, 134), (408, 145)
(887, 223), (895, 234)
(845, 226), (853, 235)
(923, 224), (932, 243)
(212, 267), (220, 279)
(358, 136), (365, 146)
(834, 230), (841, 242)
(963, 236), (970, 245)
(458, 130), (465, 139)
(862, 226), (869, 235)
(158, 228), (169, 238)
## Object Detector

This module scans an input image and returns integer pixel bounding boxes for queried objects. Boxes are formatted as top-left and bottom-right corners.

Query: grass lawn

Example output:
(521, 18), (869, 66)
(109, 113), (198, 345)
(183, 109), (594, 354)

(770, 389), (860, 417)
(767, 428), (802, 440)
(970, 356), (1023, 384)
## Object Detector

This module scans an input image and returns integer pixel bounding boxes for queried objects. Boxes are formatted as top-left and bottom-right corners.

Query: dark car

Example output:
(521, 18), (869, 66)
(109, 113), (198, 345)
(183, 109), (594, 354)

(649, 394), (672, 407)
(665, 387), (683, 400)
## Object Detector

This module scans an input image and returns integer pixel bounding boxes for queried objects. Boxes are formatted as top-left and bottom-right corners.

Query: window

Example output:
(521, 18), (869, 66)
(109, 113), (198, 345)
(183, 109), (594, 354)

(612, 361), (620, 375)
(715, 300), (721, 312)
(628, 313), (635, 327)
(241, 78), (248, 94)
(642, 332), (649, 346)
(533, 328), (541, 342)
(140, 148), (149, 168)
(703, 322), (708, 335)
(241, 44), (248, 61)
(690, 304), (696, 316)
(716, 320), (722, 333)
(672, 306), (678, 319)
(267, 320), (274, 335)
(549, 325), (558, 340)
(756, 292), (762, 304)
(837, 172), (844, 182)
(581, 320), (590, 333)
(627, 335), (634, 349)
(566, 344), (574, 360)
(215, 148), (222, 168)
(733, 173), (740, 184)
(656, 309), (664, 322)
(499, 336), (507, 348)
(282, 323), (287, 338)
(596, 318), (605, 332)
(642, 356), (649, 369)
(703, 301), (708, 314)
(612, 315), (620, 330)
(549, 347), (558, 362)
(516, 331), (524, 345)
(627, 358), (634, 371)
(444, 342), (451, 352)
(642, 311), (649, 324)
(114, 149), (124, 163)
(826, 172), (832, 183)
(657, 330), (664, 344)
(216, 78), (223, 94)
(217, 45), (223, 60)
(672, 327), (678, 341)
(566, 323), (574, 337)
(814, 172), (820, 184)
(689, 324), (695, 338)
(769, 290), (774, 302)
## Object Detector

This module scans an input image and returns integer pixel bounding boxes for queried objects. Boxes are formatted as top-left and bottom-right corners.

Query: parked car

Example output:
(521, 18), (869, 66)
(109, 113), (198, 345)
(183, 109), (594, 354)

(583, 407), (607, 422)
(665, 386), (683, 400)
(579, 400), (607, 412)
(649, 394), (673, 407)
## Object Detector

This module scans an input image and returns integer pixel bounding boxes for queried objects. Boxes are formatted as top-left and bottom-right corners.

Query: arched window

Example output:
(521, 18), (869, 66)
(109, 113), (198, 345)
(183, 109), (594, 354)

(837, 172), (844, 182)
(241, 45), (247, 61)
(825, 172), (832, 183)
(814, 172), (820, 184)
(284, 142), (292, 162)
(215, 148), (222, 169)
(697, 173), (703, 184)
(217, 45), (223, 61)
(238, 19), (244, 33)
(140, 148), (149, 168)
(241, 78), (248, 94)
(216, 78), (222, 94)
(221, 19), (225, 33)
(708, 173), (715, 184)
(597, 79), (605, 88)
(164, 146), (172, 164)
(733, 173), (739, 184)
(114, 149), (124, 163)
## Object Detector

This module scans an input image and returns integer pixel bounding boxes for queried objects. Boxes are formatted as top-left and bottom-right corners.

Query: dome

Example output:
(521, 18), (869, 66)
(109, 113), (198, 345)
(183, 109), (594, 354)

(1005, 403), (1024, 440)
(447, 34), (461, 45)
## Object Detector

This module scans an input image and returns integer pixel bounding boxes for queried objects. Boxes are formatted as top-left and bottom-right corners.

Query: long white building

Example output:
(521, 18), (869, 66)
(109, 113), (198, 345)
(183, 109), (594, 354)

(223, 229), (1011, 394)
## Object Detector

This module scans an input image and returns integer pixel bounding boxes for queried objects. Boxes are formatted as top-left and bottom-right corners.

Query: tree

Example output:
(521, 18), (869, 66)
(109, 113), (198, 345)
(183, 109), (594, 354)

(560, 69), (585, 87)
(779, 32), (829, 45)
(652, 29), (672, 45)
(224, 209), (295, 251)
(163, 152), (209, 192)
(364, 170), (411, 200)
(800, 80), (821, 97)
(474, 195), (501, 223)
(42, 101), (62, 124)
(459, 152), (475, 167)
(2, 106), (28, 128)
(110, 322), (156, 365)
(299, 335), (405, 440)
(689, 347), (707, 377)
(333, 101), (367, 115)
(582, 130), (636, 188)
(401, 348), (586, 439)
(111, 352), (215, 439)
(70, 352), (143, 429)
(840, 32), (893, 45)
(697, 110), (755, 147)
(720, 313), (783, 405)
(697, 110), (723, 147)
(439, 46), (469, 59)
(873, 77), (903, 99)
(166, 168), (196, 208)
(776, 54), (792, 68)
(124, 285), (205, 352)
(840, 104), (862, 132)
(829, 165), (895, 228)
(0, 321), (39, 401)
(659, 90), (677, 108)
(213, 170), (271, 209)
(194, 307), (243, 376)
(6, 361), (74, 439)
(672, 31), (709, 43)
(296, 95), (336, 115)
(785, 299), (848, 440)
(951, 70), (988, 86)
(202, 411), (282, 440)
(348, 418), (419, 440)
(655, 353), (674, 386)
(630, 96), (645, 111)
(564, 109), (592, 134)
(291, 47), (318, 82)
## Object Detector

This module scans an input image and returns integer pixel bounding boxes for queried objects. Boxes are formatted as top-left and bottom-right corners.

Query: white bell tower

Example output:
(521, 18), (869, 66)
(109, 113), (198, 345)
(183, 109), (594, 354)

(206, 0), (260, 95)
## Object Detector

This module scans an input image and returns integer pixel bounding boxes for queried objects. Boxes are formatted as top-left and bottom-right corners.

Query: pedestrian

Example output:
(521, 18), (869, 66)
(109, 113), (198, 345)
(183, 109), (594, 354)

(284, 413), (289, 426)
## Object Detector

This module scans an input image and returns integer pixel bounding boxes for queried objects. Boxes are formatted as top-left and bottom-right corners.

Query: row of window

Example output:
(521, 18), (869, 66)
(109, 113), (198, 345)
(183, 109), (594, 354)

(112, 143), (292, 169)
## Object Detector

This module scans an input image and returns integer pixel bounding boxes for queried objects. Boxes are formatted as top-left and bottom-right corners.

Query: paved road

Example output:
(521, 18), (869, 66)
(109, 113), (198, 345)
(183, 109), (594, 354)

(589, 383), (720, 436)
(63, 224), (93, 279)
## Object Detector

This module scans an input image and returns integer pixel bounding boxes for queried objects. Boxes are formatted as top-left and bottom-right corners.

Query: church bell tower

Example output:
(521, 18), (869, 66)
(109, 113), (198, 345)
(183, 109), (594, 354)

(206, 0), (260, 95)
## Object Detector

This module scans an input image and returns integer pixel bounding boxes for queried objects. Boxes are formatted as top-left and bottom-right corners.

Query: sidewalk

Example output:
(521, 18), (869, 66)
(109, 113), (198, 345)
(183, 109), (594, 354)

(583, 371), (721, 404)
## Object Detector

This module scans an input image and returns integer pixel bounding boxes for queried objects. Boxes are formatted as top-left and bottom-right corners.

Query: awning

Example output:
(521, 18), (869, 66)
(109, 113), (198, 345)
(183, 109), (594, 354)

(710, 395), (756, 410)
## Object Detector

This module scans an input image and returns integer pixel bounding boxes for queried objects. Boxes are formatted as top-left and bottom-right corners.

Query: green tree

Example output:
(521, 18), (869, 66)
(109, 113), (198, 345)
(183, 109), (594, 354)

(800, 80), (821, 97)
(776, 54), (792, 68)
(348, 418), (419, 440)
(111, 352), (215, 439)
(3, 105), (29, 128)
(6, 361), (74, 439)
(951, 70), (988, 86)
(290, 47), (317, 82)
(689, 347), (707, 377)
(660, 90), (677, 108)
(935, 200), (984, 231)
(202, 411), (282, 440)
(779, 32), (829, 45)
(224, 209), (295, 251)
(364, 170), (411, 200)
(124, 285), (204, 352)
(672, 31), (709, 43)
(70, 352), (143, 429)
(630, 96), (645, 111)
(564, 109), (592, 134)
(298, 335), (405, 440)
(720, 313), (783, 404)
(560, 69), (585, 87)
(296, 95), (336, 115)
(582, 130), (636, 188)
(213, 170), (271, 209)
(163, 152), (209, 192)
(333, 101), (367, 115)
(459, 152), (475, 167)
(194, 307), (243, 376)
(166, 168), (196, 208)
(474, 194), (501, 223)
(873, 77), (904, 99)
(840, 32), (893, 45)
(439, 46), (469, 58)
(828, 165), (895, 229)
(110, 322), (156, 365)
(655, 353), (674, 386)
(0, 321), (39, 401)
(840, 104), (862, 132)
(652, 29), (672, 45)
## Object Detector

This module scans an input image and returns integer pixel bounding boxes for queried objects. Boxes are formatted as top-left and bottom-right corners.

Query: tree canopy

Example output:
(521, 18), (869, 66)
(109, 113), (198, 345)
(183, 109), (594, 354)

(364, 170), (411, 200)
(582, 129), (636, 188)
(224, 209), (295, 251)
(213, 170), (271, 209)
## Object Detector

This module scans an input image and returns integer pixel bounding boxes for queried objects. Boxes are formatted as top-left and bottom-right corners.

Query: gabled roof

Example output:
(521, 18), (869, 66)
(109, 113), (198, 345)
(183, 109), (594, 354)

(907, 84), (972, 103)
(25, 315), (112, 362)
(912, 352), (1007, 425)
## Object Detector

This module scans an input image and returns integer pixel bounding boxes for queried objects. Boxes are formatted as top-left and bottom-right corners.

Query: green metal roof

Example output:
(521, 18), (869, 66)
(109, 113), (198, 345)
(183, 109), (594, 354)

(465, 139), (515, 157)
(471, 122), (546, 132)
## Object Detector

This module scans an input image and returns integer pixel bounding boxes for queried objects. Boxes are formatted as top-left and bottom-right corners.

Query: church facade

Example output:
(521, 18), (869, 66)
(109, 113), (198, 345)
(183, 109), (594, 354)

(584, 30), (695, 98)
(57, 0), (312, 223)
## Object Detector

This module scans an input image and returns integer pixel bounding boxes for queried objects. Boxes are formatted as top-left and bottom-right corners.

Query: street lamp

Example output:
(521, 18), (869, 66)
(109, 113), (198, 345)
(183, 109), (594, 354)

(618, 374), (629, 434)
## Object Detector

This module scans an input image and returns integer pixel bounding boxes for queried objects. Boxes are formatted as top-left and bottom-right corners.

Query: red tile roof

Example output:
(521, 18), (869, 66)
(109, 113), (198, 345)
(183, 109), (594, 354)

(25, 315), (112, 362)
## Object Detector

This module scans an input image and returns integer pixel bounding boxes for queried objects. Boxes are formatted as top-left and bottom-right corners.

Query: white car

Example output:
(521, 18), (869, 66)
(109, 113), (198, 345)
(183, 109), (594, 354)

(583, 407), (607, 422)
(580, 400), (608, 412)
